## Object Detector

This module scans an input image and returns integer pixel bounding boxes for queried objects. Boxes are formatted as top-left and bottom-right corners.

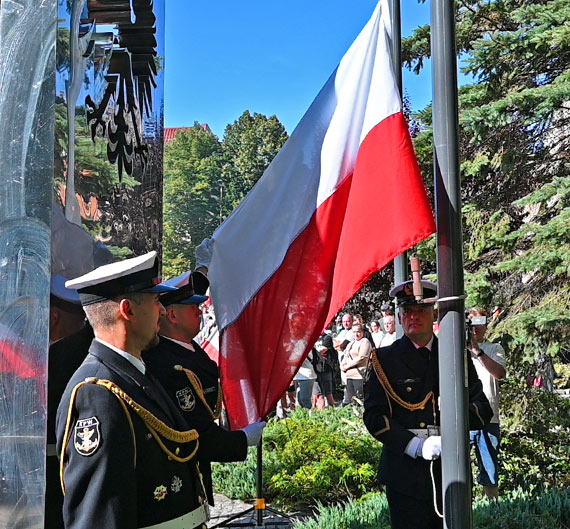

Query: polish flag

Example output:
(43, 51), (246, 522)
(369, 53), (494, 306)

(209, 0), (436, 428)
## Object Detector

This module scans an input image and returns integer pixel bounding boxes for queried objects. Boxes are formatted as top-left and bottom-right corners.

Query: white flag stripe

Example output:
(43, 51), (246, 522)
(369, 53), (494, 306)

(210, 0), (399, 330)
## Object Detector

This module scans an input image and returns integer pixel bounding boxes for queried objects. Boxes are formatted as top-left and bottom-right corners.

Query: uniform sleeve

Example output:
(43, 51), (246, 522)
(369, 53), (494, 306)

(196, 421), (248, 463)
(466, 355), (493, 429)
(57, 384), (137, 529)
(363, 354), (414, 453)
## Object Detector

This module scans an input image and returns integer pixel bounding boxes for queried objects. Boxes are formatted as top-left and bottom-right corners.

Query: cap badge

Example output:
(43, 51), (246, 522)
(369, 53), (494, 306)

(404, 283), (414, 296)
(175, 386), (196, 411)
(171, 475), (183, 493)
(74, 417), (101, 456)
(154, 484), (167, 501)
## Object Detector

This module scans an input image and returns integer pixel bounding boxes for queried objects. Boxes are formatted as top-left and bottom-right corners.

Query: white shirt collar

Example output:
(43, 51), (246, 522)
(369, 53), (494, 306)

(95, 338), (146, 374)
(161, 335), (195, 352)
(410, 335), (435, 351)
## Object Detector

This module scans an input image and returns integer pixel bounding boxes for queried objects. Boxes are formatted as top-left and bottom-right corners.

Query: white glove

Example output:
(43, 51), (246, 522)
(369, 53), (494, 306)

(241, 420), (266, 446)
(421, 435), (442, 460)
(195, 238), (214, 269)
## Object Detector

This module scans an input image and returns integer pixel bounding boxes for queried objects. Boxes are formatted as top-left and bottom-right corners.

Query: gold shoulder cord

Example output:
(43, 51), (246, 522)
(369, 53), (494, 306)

(371, 352), (434, 411)
(175, 365), (223, 420)
(59, 378), (199, 494)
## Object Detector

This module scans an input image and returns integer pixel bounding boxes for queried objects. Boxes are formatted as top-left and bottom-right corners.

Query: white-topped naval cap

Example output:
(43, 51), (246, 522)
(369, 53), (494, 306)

(65, 251), (176, 305)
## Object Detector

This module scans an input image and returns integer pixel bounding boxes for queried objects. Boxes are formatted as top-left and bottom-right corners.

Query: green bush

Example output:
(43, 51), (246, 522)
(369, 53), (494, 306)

(499, 378), (570, 493)
(212, 407), (382, 507)
(294, 488), (570, 529)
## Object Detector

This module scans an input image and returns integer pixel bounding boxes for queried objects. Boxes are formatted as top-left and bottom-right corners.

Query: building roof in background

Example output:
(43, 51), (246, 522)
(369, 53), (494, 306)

(164, 124), (212, 144)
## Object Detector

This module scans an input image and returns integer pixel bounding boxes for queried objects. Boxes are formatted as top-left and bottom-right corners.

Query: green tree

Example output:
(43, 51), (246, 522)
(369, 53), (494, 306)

(163, 123), (223, 278)
(221, 110), (288, 212)
(402, 0), (570, 381)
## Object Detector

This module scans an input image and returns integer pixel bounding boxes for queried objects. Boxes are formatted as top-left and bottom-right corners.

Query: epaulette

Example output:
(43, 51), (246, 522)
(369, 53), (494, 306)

(370, 350), (435, 412)
(174, 365), (223, 420)
(59, 378), (199, 493)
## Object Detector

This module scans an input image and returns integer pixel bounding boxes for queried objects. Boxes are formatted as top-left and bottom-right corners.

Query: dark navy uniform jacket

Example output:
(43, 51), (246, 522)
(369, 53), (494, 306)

(56, 340), (205, 529)
(363, 335), (492, 499)
(143, 337), (248, 505)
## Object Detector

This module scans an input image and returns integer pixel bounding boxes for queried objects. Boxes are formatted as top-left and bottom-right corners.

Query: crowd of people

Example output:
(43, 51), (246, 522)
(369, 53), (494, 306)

(276, 309), (398, 416)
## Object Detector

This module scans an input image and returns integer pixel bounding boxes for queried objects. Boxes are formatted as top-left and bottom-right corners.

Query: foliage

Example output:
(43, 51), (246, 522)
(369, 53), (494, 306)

(212, 407), (382, 508)
(293, 493), (390, 529)
(220, 111), (288, 213)
(162, 112), (287, 278)
(162, 123), (222, 278)
(396, 0), (570, 383)
(295, 488), (570, 529)
(499, 378), (570, 492)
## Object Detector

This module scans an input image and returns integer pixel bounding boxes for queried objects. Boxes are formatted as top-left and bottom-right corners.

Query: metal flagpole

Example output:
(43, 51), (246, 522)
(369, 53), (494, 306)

(388, 0), (408, 338)
(431, 0), (472, 528)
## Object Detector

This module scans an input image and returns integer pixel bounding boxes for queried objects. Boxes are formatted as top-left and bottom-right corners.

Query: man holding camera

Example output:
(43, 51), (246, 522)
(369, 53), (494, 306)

(468, 307), (507, 500)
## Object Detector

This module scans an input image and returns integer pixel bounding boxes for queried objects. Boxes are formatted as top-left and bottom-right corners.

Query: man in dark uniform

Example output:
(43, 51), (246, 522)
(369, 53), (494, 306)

(56, 252), (209, 529)
(143, 270), (266, 506)
(363, 280), (492, 529)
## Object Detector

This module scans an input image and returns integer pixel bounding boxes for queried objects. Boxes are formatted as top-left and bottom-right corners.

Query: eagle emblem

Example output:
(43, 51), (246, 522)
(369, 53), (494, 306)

(404, 283), (414, 296)
(175, 386), (196, 411)
(74, 417), (101, 456)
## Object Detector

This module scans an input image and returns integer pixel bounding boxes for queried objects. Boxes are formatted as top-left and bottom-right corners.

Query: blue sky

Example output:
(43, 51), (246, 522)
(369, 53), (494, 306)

(164, 1), (433, 138)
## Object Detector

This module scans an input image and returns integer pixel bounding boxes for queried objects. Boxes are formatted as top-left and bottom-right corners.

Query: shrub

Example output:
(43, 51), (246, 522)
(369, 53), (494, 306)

(294, 488), (570, 529)
(212, 407), (382, 508)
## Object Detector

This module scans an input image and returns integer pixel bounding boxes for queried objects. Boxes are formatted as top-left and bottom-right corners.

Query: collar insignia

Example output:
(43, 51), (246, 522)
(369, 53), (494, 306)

(74, 417), (100, 456)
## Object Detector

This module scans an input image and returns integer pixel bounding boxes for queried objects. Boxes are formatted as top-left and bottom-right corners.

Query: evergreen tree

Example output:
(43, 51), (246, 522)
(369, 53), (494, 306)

(403, 0), (570, 381)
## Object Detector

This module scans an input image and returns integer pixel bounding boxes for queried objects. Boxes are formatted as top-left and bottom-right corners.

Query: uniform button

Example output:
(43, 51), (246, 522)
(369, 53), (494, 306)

(406, 386), (412, 392)
(175, 447), (180, 455)
(147, 433), (152, 440)
(420, 422), (426, 428)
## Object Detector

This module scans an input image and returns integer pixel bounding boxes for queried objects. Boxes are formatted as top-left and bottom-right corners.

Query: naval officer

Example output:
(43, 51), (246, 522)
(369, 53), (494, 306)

(143, 270), (266, 506)
(56, 252), (209, 529)
(363, 280), (492, 529)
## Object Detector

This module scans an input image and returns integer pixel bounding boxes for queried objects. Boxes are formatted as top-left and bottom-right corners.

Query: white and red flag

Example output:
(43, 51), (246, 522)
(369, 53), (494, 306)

(209, 0), (436, 429)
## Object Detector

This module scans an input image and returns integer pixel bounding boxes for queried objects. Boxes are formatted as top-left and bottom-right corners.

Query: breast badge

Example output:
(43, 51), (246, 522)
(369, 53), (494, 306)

(74, 417), (101, 456)
(154, 484), (167, 501)
(171, 475), (183, 493)
(175, 386), (195, 411)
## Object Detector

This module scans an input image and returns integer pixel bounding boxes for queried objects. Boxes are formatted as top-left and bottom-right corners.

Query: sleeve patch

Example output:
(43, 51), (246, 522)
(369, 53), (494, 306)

(74, 417), (101, 456)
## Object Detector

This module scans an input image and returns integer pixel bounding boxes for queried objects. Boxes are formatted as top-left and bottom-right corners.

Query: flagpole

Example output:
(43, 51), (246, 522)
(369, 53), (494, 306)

(431, 0), (472, 528)
(388, 0), (408, 337)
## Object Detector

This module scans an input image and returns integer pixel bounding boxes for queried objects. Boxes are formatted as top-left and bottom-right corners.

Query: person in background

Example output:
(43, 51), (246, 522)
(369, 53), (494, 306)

(312, 327), (338, 409)
(334, 313), (354, 405)
(341, 323), (373, 403)
(293, 353), (317, 409)
(364, 280), (492, 529)
(468, 307), (507, 500)
(379, 314), (397, 347)
(370, 320), (383, 348)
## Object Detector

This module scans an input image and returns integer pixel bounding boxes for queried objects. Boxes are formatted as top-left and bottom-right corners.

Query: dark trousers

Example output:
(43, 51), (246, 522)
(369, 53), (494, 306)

(385, 487), (443, 529)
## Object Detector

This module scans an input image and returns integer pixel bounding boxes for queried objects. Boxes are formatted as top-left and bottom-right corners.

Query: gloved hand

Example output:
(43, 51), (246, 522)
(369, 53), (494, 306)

(421, 435), (442, 460)
(241, 420), (267, 446)
(195, 238), (214, 270)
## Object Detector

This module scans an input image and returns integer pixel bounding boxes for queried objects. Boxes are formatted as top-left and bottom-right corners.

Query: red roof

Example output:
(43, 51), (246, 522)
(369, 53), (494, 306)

(164, 124), (212, 144)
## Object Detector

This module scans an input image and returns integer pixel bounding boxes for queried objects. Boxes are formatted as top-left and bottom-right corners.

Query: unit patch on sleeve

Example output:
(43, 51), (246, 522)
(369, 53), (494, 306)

(74, 417), (101, 456)
(175, 386), (196, 411)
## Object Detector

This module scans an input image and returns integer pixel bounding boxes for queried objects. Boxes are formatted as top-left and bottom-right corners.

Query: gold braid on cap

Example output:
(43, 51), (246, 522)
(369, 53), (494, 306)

(175, 365), (223, 420)
(370, 351), (435, 411)
(59, 378), (199, 494)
